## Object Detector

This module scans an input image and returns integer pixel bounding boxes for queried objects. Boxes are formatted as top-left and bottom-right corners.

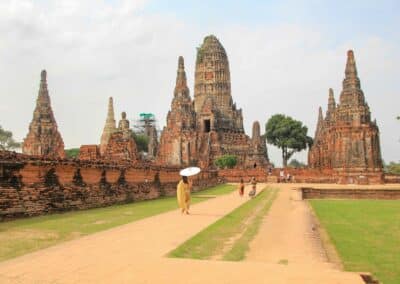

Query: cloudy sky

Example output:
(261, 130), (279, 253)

(0, 0), (399, 165)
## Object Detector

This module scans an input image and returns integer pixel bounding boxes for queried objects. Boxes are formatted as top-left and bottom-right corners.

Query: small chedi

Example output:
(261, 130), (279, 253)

(157, 35), (269, 168)
(22, 70), (65, 158)
(308, 50), (383, 182)
(79, 99), (138, 161)
(103, 112), (138, 161)
(100, 97), (117, 155)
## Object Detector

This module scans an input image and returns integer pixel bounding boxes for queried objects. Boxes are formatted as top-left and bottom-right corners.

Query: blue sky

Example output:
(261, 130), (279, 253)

(0, 0), (399, 165)
(144, 0), (400, 40)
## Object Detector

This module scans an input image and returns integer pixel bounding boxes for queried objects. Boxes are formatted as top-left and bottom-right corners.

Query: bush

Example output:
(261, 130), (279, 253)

(288, 159), (306, 168)
(214, 155), (238, 169)
(385, 162), (400, 175)
(133, 134), (149, 152)
(65, 148), (79, 158)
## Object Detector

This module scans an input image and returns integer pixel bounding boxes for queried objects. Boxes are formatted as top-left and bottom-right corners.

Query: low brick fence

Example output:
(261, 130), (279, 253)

(0, 152), (218, 221)
(300, 187), (400, 200)
(218, 167), (387, 185)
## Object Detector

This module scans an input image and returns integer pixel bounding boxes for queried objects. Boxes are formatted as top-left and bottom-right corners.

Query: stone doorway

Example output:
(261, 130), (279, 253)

(204, 119), (211, 132)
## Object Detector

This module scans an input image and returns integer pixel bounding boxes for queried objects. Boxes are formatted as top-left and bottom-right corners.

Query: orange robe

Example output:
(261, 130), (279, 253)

(177, 180), (190, 211)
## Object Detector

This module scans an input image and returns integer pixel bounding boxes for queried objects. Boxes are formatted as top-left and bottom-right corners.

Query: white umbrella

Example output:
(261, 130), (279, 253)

(179, 167), (201, 177)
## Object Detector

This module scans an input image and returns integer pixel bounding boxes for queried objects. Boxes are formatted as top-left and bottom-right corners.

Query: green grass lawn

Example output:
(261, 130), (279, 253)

(0, 184), (235, 262)
(169, 187), (278, 260)
(310, 200), (400, 284)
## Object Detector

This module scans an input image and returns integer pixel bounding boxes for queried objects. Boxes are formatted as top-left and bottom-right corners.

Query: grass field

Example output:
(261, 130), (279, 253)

(169, 187), (278, 260)
(310, 200), (400, 284)
(0, 184), (235, 262)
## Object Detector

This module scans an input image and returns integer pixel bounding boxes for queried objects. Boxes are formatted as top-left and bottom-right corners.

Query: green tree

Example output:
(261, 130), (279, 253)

(0, 125), (21, 151)
(65, 148), (80, 158)
(385, 161), (400, 175)
(288, 158), (306, 168)
(214, 155), (238, 169)
(265, 114), (313, 167)
(133, 133), (149, 152)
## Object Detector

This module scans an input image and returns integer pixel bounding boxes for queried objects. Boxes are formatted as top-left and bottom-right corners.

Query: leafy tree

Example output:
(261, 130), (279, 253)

(133, 133), (149, 152)
(384, 161), (400, 175)
(288, 159), (306, 168)
(265, 114), (313, 167)
(65, 148), (80, 158)
(214, 155), (238, 169)
(0, 125), (21, 151)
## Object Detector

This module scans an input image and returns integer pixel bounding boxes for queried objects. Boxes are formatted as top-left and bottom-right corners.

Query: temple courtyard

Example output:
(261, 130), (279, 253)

(0, 183), (398, 283)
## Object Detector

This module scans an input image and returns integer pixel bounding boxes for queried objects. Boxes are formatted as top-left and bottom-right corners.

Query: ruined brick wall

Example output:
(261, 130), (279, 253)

(384, 174), (400, 184)
(79, 145), (100, 160)
(301, 187), (400, 200)
(218, 167), (385, 184)
(218, 168), (269, 182)
(0, 151), (218, 221)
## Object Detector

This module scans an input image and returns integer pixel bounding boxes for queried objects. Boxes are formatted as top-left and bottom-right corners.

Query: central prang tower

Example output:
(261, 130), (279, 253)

(194, 35), (244, 132)
(157, 35), (269, 169)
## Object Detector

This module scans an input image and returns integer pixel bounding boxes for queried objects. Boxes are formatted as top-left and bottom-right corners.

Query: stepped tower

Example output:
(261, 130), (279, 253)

(308, 50), (383, 182)
(22, 70), (65, 158)
(157, 56), (197, 166)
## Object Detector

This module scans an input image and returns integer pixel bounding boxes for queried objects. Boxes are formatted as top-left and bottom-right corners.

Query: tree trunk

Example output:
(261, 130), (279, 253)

(282, 147), (288, 167)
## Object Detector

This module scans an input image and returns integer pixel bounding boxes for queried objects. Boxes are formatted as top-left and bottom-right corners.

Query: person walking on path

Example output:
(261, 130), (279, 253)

(238, 178), (245, 197)
(177, 176), (192, 214)
(249, 177), (257, 198)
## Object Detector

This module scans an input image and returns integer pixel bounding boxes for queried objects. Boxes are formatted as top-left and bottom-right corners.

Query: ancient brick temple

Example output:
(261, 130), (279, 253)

(79, 99), (138, 161)
(100, 97), (117, 156)
(157, 56), (197, 165)
(103, 112), (138, 161)
(157, 35), (269, 168)
(308, 50), (383, 178)
(22, 70), (65, 158)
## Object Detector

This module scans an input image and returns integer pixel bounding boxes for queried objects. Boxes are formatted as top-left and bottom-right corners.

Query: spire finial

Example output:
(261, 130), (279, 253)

(345, 49), (358, 78)
(107, 97), (115, 123)
(318, 106), (323, 121)
(41, 70), (47, 81)
(326, 88), (336, 120)
(328, 88), (336, 108)
(174, 56), (189, 96)
(178, 56), (184, 69)
(100, 97), (117, 155)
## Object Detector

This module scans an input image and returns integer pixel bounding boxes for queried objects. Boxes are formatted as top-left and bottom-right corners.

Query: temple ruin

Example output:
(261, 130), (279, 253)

(100, 97), (117, 156)
(22, 70), (65, 159)
(157, 35), (269, 168)
(308, 50), (383, 182)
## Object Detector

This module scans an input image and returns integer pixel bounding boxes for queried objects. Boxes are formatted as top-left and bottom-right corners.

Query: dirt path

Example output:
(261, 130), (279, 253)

(246, 184), (329, 265)
(0, 183), (363, 284)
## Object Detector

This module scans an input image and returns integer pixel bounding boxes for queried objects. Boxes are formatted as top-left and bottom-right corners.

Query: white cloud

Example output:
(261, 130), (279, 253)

(0, 1), (398, 166)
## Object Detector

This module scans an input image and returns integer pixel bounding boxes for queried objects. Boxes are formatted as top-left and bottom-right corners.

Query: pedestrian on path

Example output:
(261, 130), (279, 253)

(249, 177), (257, 198)
(177, 176), (192, 215)
(238, 178), (245, 197)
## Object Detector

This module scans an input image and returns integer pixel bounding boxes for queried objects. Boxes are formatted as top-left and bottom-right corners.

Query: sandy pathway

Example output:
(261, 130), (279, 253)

(0, 183), (363, 284)
(246, 183), (328, 265)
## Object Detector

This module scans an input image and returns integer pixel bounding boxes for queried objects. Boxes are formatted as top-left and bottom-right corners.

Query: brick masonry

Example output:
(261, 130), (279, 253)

(301, 187), (400, 200)
(0, 151), (218, 221)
